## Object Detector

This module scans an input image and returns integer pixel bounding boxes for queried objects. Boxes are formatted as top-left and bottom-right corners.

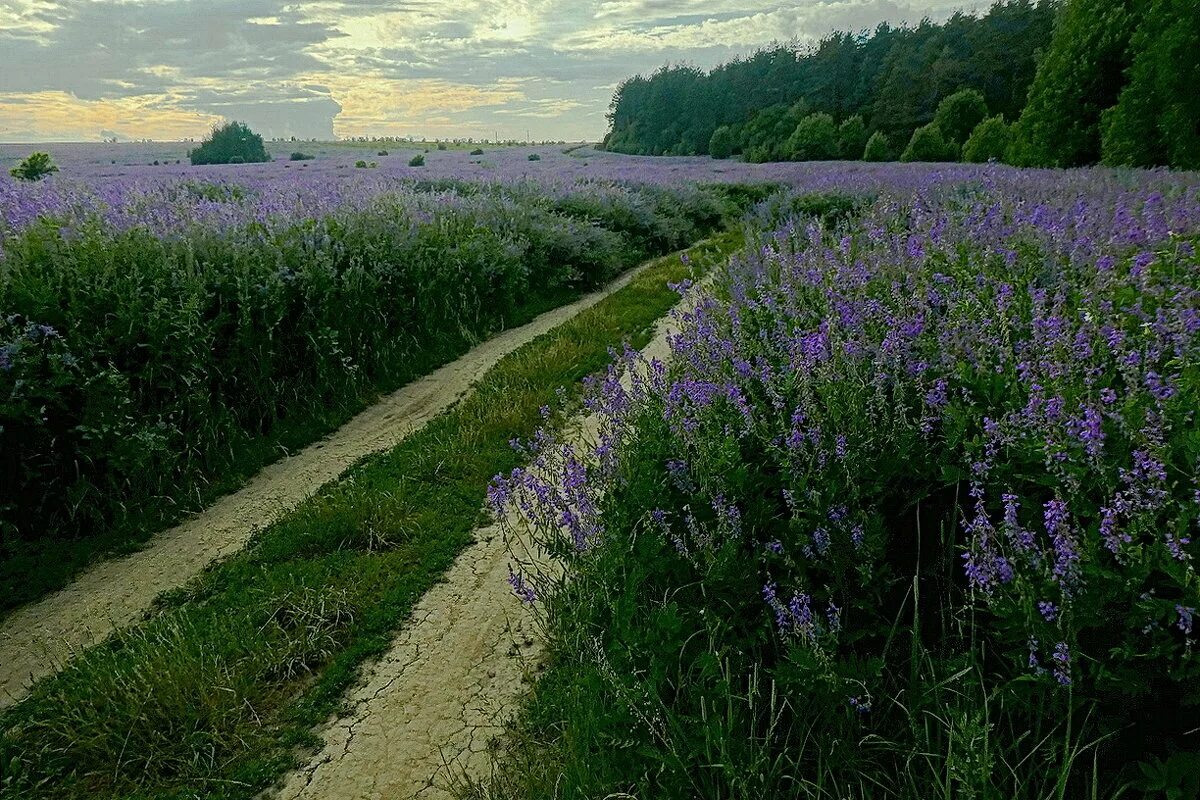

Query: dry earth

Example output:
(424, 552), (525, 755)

(0, 264), (657, 710)
(270, 286), (695, 800)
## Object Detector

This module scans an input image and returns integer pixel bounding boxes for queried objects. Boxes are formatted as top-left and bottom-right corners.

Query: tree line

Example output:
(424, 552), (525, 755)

(601, 0), (1198, 169)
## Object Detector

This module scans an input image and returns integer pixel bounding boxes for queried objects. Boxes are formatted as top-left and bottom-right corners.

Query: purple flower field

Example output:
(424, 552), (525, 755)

(490, 160), (1200, 795)
(7, 140), (1195, 244)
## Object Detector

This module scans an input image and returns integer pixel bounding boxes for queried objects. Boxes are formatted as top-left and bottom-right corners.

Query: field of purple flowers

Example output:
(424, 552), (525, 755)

(489, 165), (1200, 798)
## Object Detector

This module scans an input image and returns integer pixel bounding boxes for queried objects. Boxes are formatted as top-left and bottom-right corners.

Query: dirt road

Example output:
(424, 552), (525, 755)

(0, 264), (659, 711)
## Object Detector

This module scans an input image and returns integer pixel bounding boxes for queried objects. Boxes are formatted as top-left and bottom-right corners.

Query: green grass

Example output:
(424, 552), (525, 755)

(0, 284), (578, 618)
(0, 231), (743, 800)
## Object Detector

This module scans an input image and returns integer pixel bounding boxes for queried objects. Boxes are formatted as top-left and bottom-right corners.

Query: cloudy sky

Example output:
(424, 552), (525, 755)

(0, 0), (988, 143)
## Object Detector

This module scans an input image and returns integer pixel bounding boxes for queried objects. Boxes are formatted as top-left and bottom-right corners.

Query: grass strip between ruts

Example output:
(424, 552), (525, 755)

(0, 230), (743, 800)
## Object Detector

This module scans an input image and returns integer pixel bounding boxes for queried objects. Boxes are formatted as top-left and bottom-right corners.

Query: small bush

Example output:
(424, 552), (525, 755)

(289, 152), (314, 161)
(708, 125), (736, 159)
(933, 88), (989, 145)
(470, 148), (485, 155)
(528, 153), (541, 161)
(408, 154), (425, 167)
(862, 131), (890, 161)
(963, 115), (1012, 163)
(377, 150), (389, 156)
(355, 160), (368, 168)
(901, 123), (958, 162)
(188, 121), (270, 166)
(785, 113), (838, 161)
(436, 142), (448, 151)
(9, 152), (58, 181)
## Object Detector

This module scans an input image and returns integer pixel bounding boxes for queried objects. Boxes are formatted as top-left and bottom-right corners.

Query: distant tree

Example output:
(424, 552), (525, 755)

(786, 112), (838, 161)
(189, 121), (270, 165)
(9, 152), (59, 181)
(901, 123), (958, 162)
(1100, 0), (1200, 169)
(599, 3), (1056, 161)
(933, 89), (988, 145)
(289, 152), (315, 161)
(962, 116), (1012, 162)
(863, 131), (891, 161)
(1009, 0), (1137, 167)
(837, 115), (868, 160)
(708, 125), (736, 159)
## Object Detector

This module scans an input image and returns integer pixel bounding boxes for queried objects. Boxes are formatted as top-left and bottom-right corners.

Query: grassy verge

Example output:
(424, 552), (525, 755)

(0, 230), (743, 800)
(1, 283), (576, 616)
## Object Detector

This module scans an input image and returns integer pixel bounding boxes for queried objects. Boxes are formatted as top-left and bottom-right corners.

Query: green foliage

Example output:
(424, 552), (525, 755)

(933, 88), (988, 145)
(603, 2), (1056, 158)
(377, 149), (389, 156)
(0, 183), (739, 614)
(436, 142), (448, 151)
(962, 115), (1012, 162)
(408, 154), (425, 167)
(740, 101), (811, 163)
(1135, 753), (1200, 799)
(836, 115), (868, 160)
(0, 233), (742, 799)
(1009, 0), (1137, 166)
(354, 159), (369, 168)
(188, 121), (271, 166)
(786, 112), (839, 161)
(527, 153), (541, 161)
(8, 152), (59, 182)
(862, 130), (891, 161)
(470, 148), (485, 155)
(289, 152), (314, 161)
(708, 125), (736, 159)
(1100, 0), (1200, 169)
(901, 123), (958, 162)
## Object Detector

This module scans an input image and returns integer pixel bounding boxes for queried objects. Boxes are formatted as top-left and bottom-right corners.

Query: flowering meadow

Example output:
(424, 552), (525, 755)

(489, 165), (1200, 798)
(0, 149), (751, 613)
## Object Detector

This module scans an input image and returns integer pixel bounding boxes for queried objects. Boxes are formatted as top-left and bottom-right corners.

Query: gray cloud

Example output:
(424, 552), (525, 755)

(2, 0), (991, 141)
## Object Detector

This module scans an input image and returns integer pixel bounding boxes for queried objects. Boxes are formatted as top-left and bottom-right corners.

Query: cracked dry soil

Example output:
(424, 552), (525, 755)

(270, 285), (691, 800)
(0, 264), (655, 711)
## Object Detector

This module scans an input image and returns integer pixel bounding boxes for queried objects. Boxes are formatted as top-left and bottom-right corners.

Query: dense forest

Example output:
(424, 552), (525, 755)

(602, 0), (1199, 169)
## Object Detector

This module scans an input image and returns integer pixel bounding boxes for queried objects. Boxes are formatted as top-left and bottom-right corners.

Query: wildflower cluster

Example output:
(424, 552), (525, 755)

(492, 167), (1200, 791)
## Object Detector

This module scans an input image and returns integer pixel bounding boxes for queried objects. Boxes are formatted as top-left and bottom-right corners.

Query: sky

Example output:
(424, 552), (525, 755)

(0, 0), (990, 143)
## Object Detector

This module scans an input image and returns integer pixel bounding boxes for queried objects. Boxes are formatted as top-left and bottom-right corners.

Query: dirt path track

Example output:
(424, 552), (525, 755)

(0, 265), (656, 710)
(271, 290), (691, 800)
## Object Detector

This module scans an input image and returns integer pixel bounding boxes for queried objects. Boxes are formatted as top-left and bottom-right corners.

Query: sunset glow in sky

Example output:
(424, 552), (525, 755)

(1, 0), (989, 142)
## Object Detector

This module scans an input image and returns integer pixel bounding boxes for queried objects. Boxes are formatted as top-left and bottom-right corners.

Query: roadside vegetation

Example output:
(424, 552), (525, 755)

(0, 179), (738, 615)
(483, 175), (1200, 798)
(0, 227), (749, 799)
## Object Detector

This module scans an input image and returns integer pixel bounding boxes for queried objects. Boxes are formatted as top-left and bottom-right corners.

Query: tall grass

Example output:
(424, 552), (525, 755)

(0, 180), (751, 613)
(0, 231), (744, 799)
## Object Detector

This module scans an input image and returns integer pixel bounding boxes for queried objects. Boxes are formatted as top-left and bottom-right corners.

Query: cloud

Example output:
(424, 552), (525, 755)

(1, 0), (995, 142)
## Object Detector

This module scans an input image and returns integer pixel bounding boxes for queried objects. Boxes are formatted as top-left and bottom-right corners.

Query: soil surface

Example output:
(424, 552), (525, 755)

(0, 265), (655, 710)
(269, 286), (693, 800)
